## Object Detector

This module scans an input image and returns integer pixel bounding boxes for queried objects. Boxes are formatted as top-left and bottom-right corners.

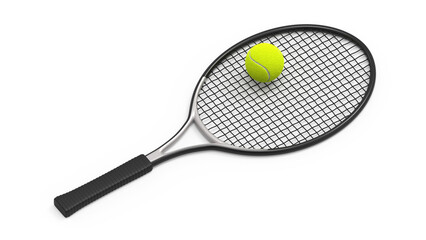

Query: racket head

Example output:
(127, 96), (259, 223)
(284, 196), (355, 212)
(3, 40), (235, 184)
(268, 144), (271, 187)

(190, 24), (375, 155)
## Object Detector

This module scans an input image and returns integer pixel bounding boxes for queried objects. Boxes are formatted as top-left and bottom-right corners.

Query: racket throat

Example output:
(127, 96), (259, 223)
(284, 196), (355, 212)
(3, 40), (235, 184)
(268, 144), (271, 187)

(146, 119), (212, 162)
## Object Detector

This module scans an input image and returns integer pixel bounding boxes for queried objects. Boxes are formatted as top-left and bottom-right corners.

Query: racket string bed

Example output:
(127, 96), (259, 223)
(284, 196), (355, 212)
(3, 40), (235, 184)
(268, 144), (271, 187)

(197, 31), (371, 150)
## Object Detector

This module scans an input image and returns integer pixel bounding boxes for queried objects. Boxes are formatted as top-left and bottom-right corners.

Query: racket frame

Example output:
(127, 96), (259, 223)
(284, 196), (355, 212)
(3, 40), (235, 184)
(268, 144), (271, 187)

(148, 24), (376, 166)
(54, 24), (376, 217)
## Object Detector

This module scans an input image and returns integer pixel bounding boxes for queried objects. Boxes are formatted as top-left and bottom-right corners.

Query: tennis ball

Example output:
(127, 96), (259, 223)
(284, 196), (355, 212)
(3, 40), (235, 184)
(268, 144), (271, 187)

(245, 43), (284, 83)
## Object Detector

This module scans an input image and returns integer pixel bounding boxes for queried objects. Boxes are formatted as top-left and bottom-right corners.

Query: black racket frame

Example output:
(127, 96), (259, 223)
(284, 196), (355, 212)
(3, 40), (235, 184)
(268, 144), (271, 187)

(153, 24), (376, 166)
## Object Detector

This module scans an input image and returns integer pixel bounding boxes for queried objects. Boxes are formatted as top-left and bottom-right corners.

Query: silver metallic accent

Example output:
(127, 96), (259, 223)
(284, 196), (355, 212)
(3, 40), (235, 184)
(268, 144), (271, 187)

(146, 77), (220, 161)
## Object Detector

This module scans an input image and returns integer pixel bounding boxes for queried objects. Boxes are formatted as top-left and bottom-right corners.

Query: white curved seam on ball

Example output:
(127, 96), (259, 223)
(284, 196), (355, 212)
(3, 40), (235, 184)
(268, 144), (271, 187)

(249, 52), (270, 81)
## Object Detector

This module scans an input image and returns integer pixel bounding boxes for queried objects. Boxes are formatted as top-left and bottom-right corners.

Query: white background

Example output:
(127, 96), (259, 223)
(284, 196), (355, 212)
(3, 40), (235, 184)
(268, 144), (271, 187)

(1, 0), (425, 239)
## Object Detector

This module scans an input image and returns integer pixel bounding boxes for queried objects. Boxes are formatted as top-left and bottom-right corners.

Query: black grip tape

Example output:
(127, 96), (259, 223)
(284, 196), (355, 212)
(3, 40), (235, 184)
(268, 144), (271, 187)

(54, 154), (153, 217)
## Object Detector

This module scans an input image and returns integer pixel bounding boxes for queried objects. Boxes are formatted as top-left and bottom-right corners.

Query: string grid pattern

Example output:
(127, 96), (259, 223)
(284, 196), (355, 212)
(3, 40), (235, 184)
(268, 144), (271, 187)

(197, 31), (371, 150)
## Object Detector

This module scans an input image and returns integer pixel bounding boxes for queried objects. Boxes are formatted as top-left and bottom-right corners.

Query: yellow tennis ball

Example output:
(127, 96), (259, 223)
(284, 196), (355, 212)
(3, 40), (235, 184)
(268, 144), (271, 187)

(245, 43), (284, 83)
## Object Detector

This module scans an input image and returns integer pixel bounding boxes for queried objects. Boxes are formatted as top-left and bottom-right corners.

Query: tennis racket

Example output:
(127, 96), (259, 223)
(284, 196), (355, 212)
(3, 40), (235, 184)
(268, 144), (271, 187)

(54, 24), (376, 217)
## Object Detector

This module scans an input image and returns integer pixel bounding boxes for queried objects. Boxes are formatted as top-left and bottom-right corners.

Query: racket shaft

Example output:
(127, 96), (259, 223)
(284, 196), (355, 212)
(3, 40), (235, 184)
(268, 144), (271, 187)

(54, 154), (152, 217)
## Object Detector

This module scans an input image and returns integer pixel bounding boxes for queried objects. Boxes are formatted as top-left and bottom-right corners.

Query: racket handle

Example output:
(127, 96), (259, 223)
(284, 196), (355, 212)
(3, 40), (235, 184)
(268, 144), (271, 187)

(54, 154), (153, 217)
